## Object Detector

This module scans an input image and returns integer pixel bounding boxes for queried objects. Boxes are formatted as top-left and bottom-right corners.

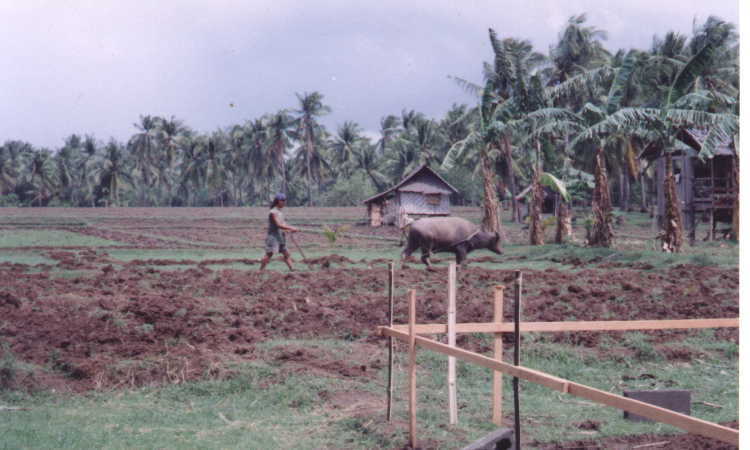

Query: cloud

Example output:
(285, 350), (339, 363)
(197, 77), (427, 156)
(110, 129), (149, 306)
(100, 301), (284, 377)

(0, 1), (739, 148)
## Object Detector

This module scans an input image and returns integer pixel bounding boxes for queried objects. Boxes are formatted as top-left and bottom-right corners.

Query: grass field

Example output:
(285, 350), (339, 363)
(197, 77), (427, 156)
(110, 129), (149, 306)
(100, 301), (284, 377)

(0, 207), (739, 449)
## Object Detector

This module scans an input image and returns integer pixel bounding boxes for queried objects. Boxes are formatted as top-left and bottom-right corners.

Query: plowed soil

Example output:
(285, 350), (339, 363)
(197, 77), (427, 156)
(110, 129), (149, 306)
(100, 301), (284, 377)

(0, 206), (739, 448)
(0, 257), (737, 394)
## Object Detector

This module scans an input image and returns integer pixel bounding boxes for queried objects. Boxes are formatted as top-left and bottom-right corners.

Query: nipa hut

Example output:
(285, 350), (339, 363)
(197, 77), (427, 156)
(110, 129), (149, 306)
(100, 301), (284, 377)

(363, 164), (459, 227)
(640, 129), (737, 240)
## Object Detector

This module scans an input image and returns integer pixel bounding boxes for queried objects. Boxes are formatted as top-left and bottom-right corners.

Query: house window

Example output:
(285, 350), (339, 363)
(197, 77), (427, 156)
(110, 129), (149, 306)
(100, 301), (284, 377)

(426, 194), (442, 206)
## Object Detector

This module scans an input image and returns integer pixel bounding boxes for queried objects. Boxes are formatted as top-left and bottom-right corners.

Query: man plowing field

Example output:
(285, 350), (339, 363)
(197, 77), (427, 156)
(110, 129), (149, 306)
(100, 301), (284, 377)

(259, 193), (299, 271)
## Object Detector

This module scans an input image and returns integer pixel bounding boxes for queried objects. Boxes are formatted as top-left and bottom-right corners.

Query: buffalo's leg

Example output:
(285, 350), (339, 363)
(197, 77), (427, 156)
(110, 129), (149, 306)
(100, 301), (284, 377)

(455, 245), (468, 267)
(420, 244), (435, 270)
(401, 236), (418, 263)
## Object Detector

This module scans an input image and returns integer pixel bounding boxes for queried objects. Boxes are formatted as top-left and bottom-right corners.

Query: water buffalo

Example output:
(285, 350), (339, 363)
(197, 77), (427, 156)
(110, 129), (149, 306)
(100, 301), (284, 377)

(402, 216), (503, 269)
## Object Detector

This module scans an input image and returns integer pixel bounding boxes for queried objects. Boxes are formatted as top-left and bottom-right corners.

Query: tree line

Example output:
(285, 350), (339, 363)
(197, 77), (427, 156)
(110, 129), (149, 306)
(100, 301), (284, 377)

(0, 14), (738, 251)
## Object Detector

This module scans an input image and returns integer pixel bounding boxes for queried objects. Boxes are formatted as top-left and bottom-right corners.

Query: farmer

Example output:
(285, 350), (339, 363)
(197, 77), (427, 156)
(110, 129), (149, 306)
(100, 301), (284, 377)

(259, 193), (299, 271)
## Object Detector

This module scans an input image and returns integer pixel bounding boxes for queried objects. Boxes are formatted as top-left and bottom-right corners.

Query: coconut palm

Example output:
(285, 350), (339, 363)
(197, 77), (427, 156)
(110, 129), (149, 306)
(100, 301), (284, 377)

(93, 140), (132, 206)
(263, 111), (295, 196)
(294, 91), (331, 206)
(0, 145), (21, 195)
(26, 149), (57, 206)
(377, 114), (401, 156)
(352, 142), (387, 193)
(548, 13), (610, 85)
(128, 115), (159, 204)
(331, 121), (364, 178)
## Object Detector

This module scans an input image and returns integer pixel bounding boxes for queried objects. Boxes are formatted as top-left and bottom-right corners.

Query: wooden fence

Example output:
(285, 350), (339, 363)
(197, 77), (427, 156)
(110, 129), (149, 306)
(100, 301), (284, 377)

(377, 264), (739, 447)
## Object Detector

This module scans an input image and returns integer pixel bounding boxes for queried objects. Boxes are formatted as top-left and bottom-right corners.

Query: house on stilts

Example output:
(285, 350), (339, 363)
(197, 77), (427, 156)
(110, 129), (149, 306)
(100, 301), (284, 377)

(363, 164), (459, 227)
(640, 129), (737, 240)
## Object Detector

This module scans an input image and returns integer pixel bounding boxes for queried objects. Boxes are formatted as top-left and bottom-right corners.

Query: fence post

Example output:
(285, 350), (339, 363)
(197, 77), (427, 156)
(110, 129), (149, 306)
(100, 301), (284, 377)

(387, 262), (395, 421)
(513, 271), (523, 449)
(492, 285), (505, 426)
(409, 289), (417, 449)
(447, 263), (458, 425)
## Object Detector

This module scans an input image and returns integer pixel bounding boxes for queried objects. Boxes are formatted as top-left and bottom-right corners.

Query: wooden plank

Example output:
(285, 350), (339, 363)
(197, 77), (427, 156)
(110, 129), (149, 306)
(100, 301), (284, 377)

(408, 290), (417, 449)
(382, 328), (739, 446)
(387, 318), (739, 335)
(567, 383), (738, 446)
(386, 262), (395, 422)
(447, 263), (458, 425)
(492, 285), (505, 426)
(382, 327), (569, 392)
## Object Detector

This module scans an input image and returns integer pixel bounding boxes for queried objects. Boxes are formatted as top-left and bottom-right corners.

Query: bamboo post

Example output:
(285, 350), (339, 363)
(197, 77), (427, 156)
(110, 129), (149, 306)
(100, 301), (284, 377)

(409, 289), (417, 449)
(447, 263), (458, 425)
(492, 285), (505, 426)
(513, 271), (522, 449)
(386, 262), (395, 422)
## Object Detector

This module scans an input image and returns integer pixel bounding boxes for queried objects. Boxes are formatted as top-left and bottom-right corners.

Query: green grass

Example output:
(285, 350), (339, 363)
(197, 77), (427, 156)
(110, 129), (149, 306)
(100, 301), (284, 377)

(0, 230), (123, 248)
(0, 250), (56, 265)
(0, 332), (737, 449)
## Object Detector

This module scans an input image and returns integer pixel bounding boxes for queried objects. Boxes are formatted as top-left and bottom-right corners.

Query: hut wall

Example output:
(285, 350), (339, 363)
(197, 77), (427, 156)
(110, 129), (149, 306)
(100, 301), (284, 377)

(399, 191), (450, 215)
(368, 201), (384, 227)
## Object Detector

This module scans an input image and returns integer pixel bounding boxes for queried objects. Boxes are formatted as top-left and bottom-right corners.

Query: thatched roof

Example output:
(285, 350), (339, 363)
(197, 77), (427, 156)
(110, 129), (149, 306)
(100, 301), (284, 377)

(638, 129), (734, 160)
(363, 164), (459, 204)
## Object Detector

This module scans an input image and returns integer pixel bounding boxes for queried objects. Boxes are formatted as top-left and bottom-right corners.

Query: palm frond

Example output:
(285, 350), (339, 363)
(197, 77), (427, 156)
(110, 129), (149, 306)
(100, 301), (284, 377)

(441, 132), (480, 171)
(606, 50), (639, 114)
(448, 75), (482, 98)
(539, 172), (570, 202)
(668, 39), (720, 106)
(547, 66), (613, 102)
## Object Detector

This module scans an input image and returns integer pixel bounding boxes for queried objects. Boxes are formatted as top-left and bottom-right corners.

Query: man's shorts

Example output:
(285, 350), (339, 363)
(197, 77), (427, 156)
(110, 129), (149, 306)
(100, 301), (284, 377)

(265, 233), (287, 253)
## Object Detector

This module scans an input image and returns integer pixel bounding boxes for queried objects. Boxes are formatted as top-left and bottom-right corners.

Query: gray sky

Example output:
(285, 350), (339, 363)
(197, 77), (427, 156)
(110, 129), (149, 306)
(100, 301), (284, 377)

(0, 0), (739, 149)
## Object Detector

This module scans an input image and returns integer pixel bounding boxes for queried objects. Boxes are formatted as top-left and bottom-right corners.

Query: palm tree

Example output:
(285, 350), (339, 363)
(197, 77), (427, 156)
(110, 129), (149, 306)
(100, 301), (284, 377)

(377, 114), (401, 156)
(27, 149), (57, 206)
(352, 142), (387, 193)
(74, 135), (99, 206)
(294, 91), (331, 206)
(0, 145), (20, 196)
(153, 116), (188, 204)
(263, 111), (294, 196)
(93, 140), (132, 206)
(572, 19), (739, 252)
(548, 13), (610, 86)
(206, 132), (228, 206)
(331, 121), (364, 178)
(128, 115), (159, 205)
(442, 77), (505, 234)
(55, 143), (75, 205)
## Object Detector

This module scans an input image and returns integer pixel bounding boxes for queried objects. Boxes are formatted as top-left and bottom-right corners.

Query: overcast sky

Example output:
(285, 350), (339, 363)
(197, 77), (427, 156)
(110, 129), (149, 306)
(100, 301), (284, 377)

(0, 1), (740, 149)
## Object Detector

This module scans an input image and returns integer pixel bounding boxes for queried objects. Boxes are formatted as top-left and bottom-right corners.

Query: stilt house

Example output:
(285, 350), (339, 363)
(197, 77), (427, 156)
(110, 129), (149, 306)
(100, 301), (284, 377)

(363, 164), (459, 227)
(640, 129), (737, 239)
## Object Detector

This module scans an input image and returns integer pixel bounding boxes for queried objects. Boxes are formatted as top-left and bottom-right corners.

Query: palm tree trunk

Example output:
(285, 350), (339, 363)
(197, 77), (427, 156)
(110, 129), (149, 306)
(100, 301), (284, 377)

(306, 138), (313, 206)
(480, 148), (501, 234)
(661, 155), (683, 252)
(640, 171), (648, 213)
(529, 169), (544, 245)
(502, 136), (520, 223)
(731, 153), (739, 240)
(555, 200), (572, 244)
(587, 147), (613, 247)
